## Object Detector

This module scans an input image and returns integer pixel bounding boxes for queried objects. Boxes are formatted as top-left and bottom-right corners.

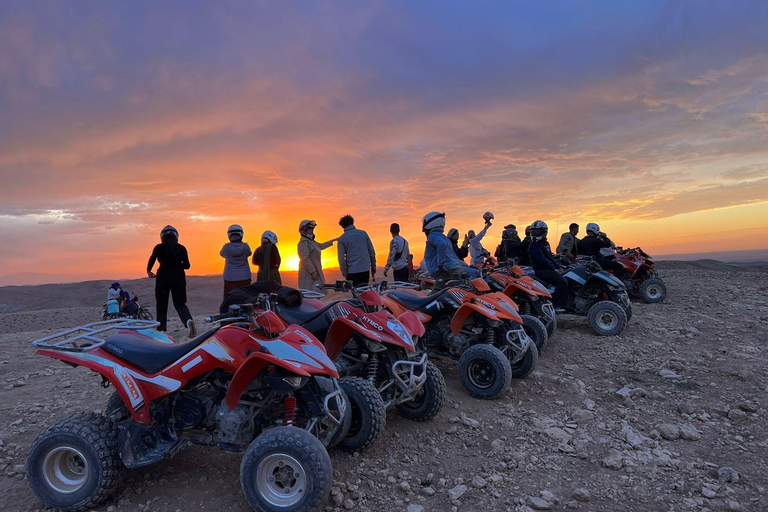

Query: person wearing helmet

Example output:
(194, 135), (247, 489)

(579, 223), (624, 278)
(337, 215), (377, 287)
(556, 223), (580, 261)
(423, 212), (472, 290)
(495, 224), (527, 264)
(147, 225), (196, 336)
(220, 224), (252, 298)
(107, 282), (123, 302)
(252, 230), (282, 284)
(527, 220), (567, 310)
(383, 223), (411, 282)
(467, 213), (493, 266)
(447, 228), (469, 261)
(297, 220), (337, 292)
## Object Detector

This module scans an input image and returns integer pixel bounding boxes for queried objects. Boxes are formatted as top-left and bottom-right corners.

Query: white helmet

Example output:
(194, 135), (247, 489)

(483, 211), (494, 222)
(299, 219), (317, 233)
(422, 212), (446, 233)
(160, 225), (178, 241)
(227, 224), (244, 242)
(261, 230), (278, 244)
(586, 223), (601, 236)
(530, 220), (548, 241)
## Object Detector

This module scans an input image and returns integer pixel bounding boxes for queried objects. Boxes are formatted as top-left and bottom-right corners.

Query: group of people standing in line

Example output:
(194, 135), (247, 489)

(144, 213), (622, 337)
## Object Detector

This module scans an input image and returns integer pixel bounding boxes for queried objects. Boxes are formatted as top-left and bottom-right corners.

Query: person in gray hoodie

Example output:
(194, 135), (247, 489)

(337, 214), (376, 287)
(220, 224), (252, 299)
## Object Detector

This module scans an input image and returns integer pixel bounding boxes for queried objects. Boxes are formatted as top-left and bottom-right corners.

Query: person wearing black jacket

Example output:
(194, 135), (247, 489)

(447, 228), (469, 262)
(147, 225), (196, 336)
(495, 224), (528, 264)
(527, 221), (567, 310)
(579, 223), (625, 278)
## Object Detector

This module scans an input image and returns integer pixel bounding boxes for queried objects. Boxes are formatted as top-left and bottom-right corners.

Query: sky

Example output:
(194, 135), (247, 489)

(1, 1), (767, 284)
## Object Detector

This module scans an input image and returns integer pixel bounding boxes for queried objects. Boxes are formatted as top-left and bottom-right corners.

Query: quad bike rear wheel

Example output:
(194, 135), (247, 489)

(26, 412), (124, 511)
(587, 301), (627, 336)
(458, 344), (512, 400)
(104, 392), (129, 423)
(520, 314), (548, 352)
(639, 278), (666, 303)
(337, 377), (386, 452)
(240, 426), (332, 512)
(395, 361), (446, 421)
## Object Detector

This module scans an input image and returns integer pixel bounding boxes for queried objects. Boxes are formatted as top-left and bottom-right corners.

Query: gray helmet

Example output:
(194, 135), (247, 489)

(262, 230), (278, 244)
(227, 224), (244, 242)
(160, 225), (178, 241)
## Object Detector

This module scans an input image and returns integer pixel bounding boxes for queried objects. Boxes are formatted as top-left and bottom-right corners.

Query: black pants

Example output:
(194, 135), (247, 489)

(347, 271), (370, 287)
(598, 257), (625, 279)
(155, 270), (192, 330)
(392, 267), (409, 282)
(534, 268), (568, 309)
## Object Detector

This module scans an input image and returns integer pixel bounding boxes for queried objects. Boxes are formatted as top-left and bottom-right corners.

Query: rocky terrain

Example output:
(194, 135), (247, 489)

(0, 261), (766, 512)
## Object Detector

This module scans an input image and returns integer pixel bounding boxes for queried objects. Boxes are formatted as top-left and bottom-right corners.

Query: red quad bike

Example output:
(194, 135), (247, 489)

(615, 247), (667, 303)
(275, 280), (446, 451)
(381, 277), (538, 400)
(26, 298), (347, 512)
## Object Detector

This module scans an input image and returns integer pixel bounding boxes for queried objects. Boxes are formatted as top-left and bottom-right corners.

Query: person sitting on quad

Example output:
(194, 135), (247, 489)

(423, 212), (471, 290)
(495, 224), (528, 264)
(579, 223), (625, 279)
(447, 228), (469, 262)
(527, 220), (567, 311)
(468, 212), (493, 266)
(557, 223), (579, 261)
(517, 225), (532, 265)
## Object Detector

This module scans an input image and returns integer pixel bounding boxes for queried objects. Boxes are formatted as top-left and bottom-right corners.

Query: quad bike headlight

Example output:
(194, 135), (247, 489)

(387, 320), (413, 347)
(282, 376), (306, 389)
(498, 300), (518, 316)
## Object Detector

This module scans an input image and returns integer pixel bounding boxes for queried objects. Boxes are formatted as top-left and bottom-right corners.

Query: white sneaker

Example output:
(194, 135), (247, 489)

(187, 319), (197, 338)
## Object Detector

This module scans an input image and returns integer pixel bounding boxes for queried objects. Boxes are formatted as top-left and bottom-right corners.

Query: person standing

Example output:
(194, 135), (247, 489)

(337, 214), (376, 287)
(252, 231), (282, 283)
(556, 223), (579, 261)
(467, 217), (492, 266)
(383, 223), (410, 282)
(147, 225), (196, 336)
(220, 224), (252, 299)
(297, 220), (336, 291)
(527, 220), (567, 311)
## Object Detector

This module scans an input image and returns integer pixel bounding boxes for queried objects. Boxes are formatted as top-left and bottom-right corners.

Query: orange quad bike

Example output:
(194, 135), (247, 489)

(381, 277), (538, 400)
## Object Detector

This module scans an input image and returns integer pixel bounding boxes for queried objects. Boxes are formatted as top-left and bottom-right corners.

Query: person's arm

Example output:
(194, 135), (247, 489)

(298, 241), (319, 278)
(367, 235), (376, 274)
(252, 247), (259, 266)
(319, 240), (334, 250)
(273, 245), (281, 269)
(220, 244), (228, 259)
(181, 246), (191, 270)
(556, 233), (568, 254)
(529, 243), (554, 269)
(147, 246), (158, 276)
(337, 238), (348, 278)
(475, 225), (489, 243)
(384, 238), (397, 273)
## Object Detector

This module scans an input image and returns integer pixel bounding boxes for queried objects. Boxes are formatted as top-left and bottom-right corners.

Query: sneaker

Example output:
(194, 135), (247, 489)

(554, 308), (566, 314)
(187, 319), (197, 338)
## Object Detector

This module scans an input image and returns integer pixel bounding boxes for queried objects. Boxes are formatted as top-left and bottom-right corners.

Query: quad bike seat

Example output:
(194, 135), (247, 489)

(102, 326), (220, 374)
(387, 289), (448, 311)
(275, 301), (338, 326)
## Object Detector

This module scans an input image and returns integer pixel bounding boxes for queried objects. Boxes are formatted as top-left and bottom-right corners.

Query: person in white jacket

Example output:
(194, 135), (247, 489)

(468, 220), (492, 265)
(383, 223), (410, 282)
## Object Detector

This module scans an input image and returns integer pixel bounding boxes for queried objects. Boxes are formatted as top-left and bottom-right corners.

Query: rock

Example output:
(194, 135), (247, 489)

(717, 467), (740, 483)
(563, 364), (580, 371)
(462, 416), (480, 428)
(658, 369), (681, 379)
(527, 496), (554, 510)
(491, 439), (505, 451)
(489, 474), (503, 484)
(343, 498), (355, 510)
(603, 450), (624, 470)
(658, 423), (680, 440)
(726, 500), (741, 511)
(407, 505), (424, 512)
(448, 484), (468, 500)
(424, 486), (435, 496)
(332, 488), (344, 506)
(471, 476), (487, 489)
(558, 443), (576, 453)
(539, 490), (556, 503)
(701, 487), (717, 499)
(737, 400), (759, 412)
(544, 427), (571, 443)
(676, 401), (695, 415)
(585, 399), (596, 411)
(679, 424), (701, 441)
(571, 409), (594, 422)
(399, 481), (411, 492)
(107, 506), (117, 512)
(573, 488), (590, 502)
(12, 465), (25, 474)
(615, 387), (632, 399)
(727, 409), (747, 422)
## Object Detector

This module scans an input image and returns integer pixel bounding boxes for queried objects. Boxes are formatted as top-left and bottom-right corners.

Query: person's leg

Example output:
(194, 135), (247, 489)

(349, 271), (369, 287)
(155, 278), (170, 331)
(170, 273), (193, 325)
(393, 267), (409, 282)
(535, 269), (568, 309)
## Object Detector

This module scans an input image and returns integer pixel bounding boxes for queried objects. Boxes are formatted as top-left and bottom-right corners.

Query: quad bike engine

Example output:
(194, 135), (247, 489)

(215, 402), (255, 446)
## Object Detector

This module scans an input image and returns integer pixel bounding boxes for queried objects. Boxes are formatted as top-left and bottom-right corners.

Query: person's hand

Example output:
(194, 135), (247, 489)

(486, 220), (492, 227)
(383, 269), (389, 277)
(147, 271), (156, 278)
(310, 271), (319, 280)
(371, 266), (377, 276)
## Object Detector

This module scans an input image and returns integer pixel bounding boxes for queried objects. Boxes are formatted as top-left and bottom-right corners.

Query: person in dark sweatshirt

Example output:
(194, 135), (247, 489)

(579, 223), (624, 278)
(527, 220), (567, 310)
(147, 225), (196, 336)
(495, 224), (529, 264)
(220, 224), (252, 299)
(447, 228), (469, 262)
(252, 230), (282, 283)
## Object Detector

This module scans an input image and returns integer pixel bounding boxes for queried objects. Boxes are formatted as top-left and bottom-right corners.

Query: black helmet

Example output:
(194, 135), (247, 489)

(160, 225), (178, 241)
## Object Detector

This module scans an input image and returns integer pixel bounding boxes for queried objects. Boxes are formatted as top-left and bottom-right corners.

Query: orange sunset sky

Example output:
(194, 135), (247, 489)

(1, 1), (767, 284)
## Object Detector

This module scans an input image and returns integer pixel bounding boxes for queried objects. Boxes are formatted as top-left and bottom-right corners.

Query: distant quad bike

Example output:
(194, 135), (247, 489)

(523, 258), (632, 336)
(26, 299), (347, 512)
(615, 247), (667, 303)
(101, 294), (153, 321)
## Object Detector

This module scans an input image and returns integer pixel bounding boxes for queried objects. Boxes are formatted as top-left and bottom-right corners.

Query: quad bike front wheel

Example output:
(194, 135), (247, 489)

(587, 301), (627, 336)
(532, 300), (557, 339)
(240, 426), (332, 512)
(26, 412), (124, 511)
(639, 278), (666, 303)
(458, 344), (512, 400)
(395, 361), (446, 421)
(507, 342), (539, 379)
(520, 314), (548, 352)
(337, 377), (386, 452)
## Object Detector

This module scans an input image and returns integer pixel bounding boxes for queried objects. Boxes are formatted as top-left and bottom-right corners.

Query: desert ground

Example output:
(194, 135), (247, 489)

(0, 261), (766, 512)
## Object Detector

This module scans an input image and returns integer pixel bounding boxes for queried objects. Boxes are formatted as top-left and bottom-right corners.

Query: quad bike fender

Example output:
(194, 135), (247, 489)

(225, 351), (311, 409)
(397, 310), (426, 337)
(450, 303), (510, 334)
(380, 294), (409, 317)
(324, 317), (383, 361)
(36, 348), (155, 424)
